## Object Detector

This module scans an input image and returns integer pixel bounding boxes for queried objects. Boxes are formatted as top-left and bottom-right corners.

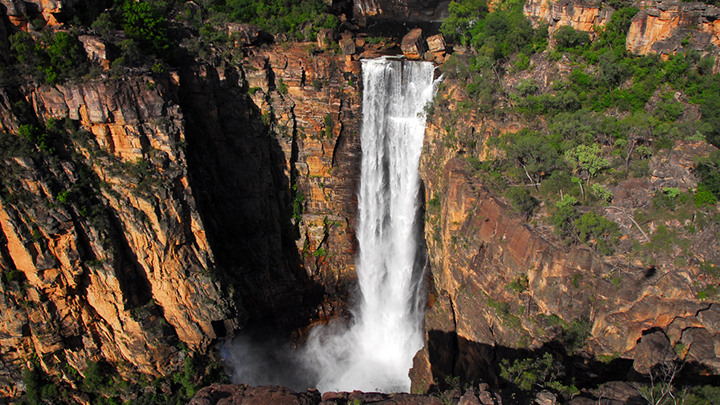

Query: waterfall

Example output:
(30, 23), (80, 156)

(305, 57), (439, 393)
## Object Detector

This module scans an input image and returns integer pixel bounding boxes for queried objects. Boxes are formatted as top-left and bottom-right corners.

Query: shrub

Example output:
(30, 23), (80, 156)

(121, 0), (171, 57)
(574, 211), (620, 255)
(694, 185), (718, 207)
(10, 31), (89, 84)
(506, 186), (538, 219)
(553, 25), (590, 51)
(695, 151), (720, 199)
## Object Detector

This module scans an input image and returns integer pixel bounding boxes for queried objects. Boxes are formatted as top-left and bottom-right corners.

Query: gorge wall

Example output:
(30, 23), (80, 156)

(2, 0), (720, 402)
(408, 56), (720, 398)
(0, 15), (367, 397)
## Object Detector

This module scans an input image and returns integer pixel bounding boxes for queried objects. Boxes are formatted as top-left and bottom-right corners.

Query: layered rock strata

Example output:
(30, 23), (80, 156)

(353, 0), (449, 21)
(0, 76), (235, 397)
(626, 1), (720, 59)
(0, 38), (366, 398)
(524, 0), (612, 39)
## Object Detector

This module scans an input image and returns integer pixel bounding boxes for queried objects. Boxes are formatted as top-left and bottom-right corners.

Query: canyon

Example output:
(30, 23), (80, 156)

(0, 0), (718, 403)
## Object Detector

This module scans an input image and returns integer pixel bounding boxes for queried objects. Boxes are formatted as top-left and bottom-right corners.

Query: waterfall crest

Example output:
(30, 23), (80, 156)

(305, 58), (439, 393)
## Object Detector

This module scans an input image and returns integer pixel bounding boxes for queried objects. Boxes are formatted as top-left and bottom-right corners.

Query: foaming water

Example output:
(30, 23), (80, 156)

(223, 58), (439, 393)
(303, 58), (439, 393)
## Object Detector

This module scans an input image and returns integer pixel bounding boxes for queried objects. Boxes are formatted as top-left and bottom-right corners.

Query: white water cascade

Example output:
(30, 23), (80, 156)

(305, 57), (439, 393)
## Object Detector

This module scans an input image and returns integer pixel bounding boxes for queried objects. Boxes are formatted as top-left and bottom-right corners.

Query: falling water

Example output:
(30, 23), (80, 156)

(305, 57), (439, 393)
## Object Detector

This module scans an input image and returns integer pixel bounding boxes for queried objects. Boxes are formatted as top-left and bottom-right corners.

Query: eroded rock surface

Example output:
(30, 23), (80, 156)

(0, 40), (366, 399)
(627, 2), (720, 59)
(524, 0), (612, 39)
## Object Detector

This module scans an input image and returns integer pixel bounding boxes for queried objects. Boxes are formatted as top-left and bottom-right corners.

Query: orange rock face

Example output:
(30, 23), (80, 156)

(0, 39), (367, 396)
(0, 75), (238, 394)
(626, 2), (720, 58)
(524, 0), (612, 40)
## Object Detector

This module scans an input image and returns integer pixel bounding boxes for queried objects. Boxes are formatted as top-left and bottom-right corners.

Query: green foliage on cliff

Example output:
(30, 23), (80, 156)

(443, 0), (547, 60)
(500, 352), (579, 400)
(436, 0), (720, 261)
(10, 31), (89, 85)
(213, 0), (338, 39)
(121, 0), (171, 57)
(22, 365), (60, 405)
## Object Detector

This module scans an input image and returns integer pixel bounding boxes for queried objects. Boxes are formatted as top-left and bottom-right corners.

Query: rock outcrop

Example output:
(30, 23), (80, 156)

(524, 0), (612, 39)
(0, 0), (74, 29)
(353, 0), (449, 21)
(626, 1), (720, 58)
(189, 383), (488, 404)
(402, 28), (428, 60)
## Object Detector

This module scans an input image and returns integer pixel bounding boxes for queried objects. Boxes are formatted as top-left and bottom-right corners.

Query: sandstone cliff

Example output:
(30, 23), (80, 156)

(353, 0), (449, 21)
(0, 28), (369, 398)
(0, 74), (236, 397)
(524, 0), (612, 39)
(626, 1), (720, 60)
(410, 72), (720, 394)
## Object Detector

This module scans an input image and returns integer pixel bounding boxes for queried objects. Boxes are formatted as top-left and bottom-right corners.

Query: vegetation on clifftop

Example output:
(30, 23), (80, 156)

(422, 0), (720, 401)
(433, 0), (720, 262)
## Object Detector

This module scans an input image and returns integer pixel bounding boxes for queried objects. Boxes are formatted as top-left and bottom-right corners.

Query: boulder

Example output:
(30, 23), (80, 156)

(535, 390), (557, 405)
(682, 327), (718, 366)
(594, 382), (645, 405)
(228, 23), (271, 46)
(633, 330), (676, 374)
(427, 33), (446, 53)
(699, 304), (720, 334)
(340, 37), (356, 55)
(401, 28), (428, 60)
(458, 391), (482, 405)
(316, 28), (337, 49)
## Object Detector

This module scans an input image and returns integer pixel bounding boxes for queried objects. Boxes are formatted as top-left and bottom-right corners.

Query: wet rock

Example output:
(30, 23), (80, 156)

(189, 384), (321, 405)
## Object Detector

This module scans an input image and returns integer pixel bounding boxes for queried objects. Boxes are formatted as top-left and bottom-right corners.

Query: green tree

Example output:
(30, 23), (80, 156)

(506, 186), (538, 219)
(553, 25), (590, 51)
(695, 151), (720, 199)
(10, 31), (88, 84)
(122, 0), (171, 56)
(574, 211), (620, 255)
(552, 195), (579, 244)
(441, 0), (489, 44)
(564, 143), (609, 184)
(501, 131), (562, 188)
